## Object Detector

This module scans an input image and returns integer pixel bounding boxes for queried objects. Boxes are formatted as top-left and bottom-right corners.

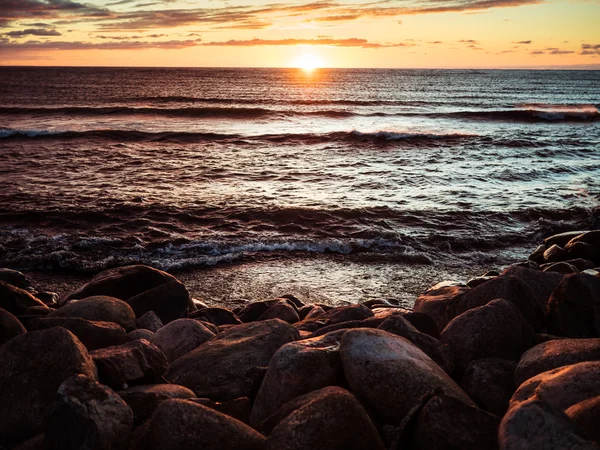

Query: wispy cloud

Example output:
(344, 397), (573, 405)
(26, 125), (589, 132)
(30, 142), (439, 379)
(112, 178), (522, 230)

(581, 43), (600, 55)
(3, 27), (61, 37)
(0, 38), (201, 50)
(201, 37), (410, 48)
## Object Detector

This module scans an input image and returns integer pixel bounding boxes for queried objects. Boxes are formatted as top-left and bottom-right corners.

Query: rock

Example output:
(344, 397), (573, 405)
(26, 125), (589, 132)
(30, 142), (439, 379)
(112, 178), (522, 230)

(0, 307), (26, 346)
(190, 307), (242, 326)
(545, 230), (589, 248)
(45, 375), (133, 450)
(441, 299), (533, 374)
(413, 284), (468, 331)
(190, 397), (251, 424)
(466, 276), (495, 288)
(566, 258), (597, 271)
(544, 244), (568, 263)
(379, 314), (454, 374)
(126, 279), (190, 324)
(126, 329), (154, 341)
(250, 331), (344, 428)
(546, 273), (600, 338)
(532, 333), (566, 345)
(565, 396), (600, 445)
(118, 384), (196, 426)
(340, 328), (472, 425)
(258, 300), (300, 324)
(265, 386), (385, 450)
(565, 231), (600, 253)
(136, 399), (265, 450)
(411, 394), (500, 450)
(373, 308), (440, 338)
(151, 318), (215, 362)
(51, 296), (137, 331)
(0, 281), (48, 316)
(499, 397), (598, 450)
(25, 316), (127, 351)
(456, 275), (544, 331)
(90, 339), (168, 389)
(0, 268), (31, 289)
(237, 301), (275, 322)
(279, 294), (304, 309)
(529, 244), (546, 263)
(0, 327), (97, 444)
(303, 305), (325, 319)
(543, 262), (580, 274)
(33, 291), (59, 306)
(460, 358), (517, 416)
(567, 242), (599, 264)
(318, 304), (373, 323)
(135, 311), (163, 332)
(501, 265), (564, 309)
(166, 319), (299, 401)
(309, 317), (383, 337)
(515, 338), (600, 386)
(11, 434), (44, 450)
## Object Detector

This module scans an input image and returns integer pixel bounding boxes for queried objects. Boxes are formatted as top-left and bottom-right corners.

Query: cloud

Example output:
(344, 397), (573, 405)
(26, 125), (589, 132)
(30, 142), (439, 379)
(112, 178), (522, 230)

(0, 0), (111, 25)
(459, 39), (479, 44)
(201, 37), (409, 48)
(513, 40), (532, 44)
(4, 27), (61, 37)
(581, 44), (600, 55)
(0, 38), (200, 50)
(530, 47), (575, 55)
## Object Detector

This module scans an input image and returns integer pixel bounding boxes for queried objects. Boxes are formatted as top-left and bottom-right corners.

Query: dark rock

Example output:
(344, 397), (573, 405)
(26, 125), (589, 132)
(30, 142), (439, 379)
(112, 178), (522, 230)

(566, 258), (597, 271)
(166, 319), (299, 401)
(238, 301), (275, 323)
(546, 273), (600, 338)
(567, 242), (599, 264)
(319, 303), (373, 323)
(543, 262), (580, 274)
(529, 244), (546, 263)
(45, 375), (133, 450)
(460, 358), (517, 416)
(501, 265), (564, 309)
(0, 268), (31, 289)
(126, 329), (154, 341)
(33, 291), (59, 306)
(90, 339), (168, 389)
(0, 281), (48, 316)
(137, 399), (265, 450)
(250, 331), (344, 428)
(190, 397), (251, 424)
(441, 299), (533, 374)
(544, 244), (568, 263)
(466, 276), (495, 288)
(413, 284), (468, 331)
(531, 333), (565, 345)
(545, 230), (589, 248)
(303, 305), (325, 319)
(151, 318), (215, 362)
(258, 300), (300, 324)
(309, 317), (383, 337)
(340, 328), (473, 425)
(515, 338), (600, 386)
(0, 327), (97, 444)
(411, 394), (500, 450)
(118, 384), (196, 426)
(565, 396), (600, 445)
(26, 316), (127, 351)
(0, 307), (26, 346)
(51, 296), (137, 331)
(279, 294), (304, 309)
(265, 387), (385, 450)
(513, 260), (540, 270)
(565, 231), (600, 253)
(11, 434), (44, 450)
(190, 307), (242, 326)
(126, 279), (190, 324)
(135, 311), (163, 332)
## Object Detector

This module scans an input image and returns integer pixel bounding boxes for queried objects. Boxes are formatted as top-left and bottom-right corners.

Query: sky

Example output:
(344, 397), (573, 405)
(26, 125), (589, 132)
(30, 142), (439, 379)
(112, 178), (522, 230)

(1, 0), (599, 68)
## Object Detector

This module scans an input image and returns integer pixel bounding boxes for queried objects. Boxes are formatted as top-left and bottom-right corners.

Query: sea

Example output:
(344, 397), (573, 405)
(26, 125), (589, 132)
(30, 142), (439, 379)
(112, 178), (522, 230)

(1, 67), (599, 307)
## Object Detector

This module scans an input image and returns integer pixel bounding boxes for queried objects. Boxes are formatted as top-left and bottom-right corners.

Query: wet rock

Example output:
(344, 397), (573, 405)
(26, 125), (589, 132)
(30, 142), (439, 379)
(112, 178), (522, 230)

(26, 316), (127, 351)
(565, 231), (600, 253)
(515, 338), (600, 386)
(413, 284), (468, 331)
(379, 314), (453, 374)
(0, 307), (26, 346)
(265, 386), (385, 450)
(127, 279), (190, 324)
(565, 396), (600, 445)
(411, 394), (500, 450)
(543, 262), (580, 274)
(45, 375), (133, 450)
(466, 276), (495, 288)
(51, 296), (137, 331)
(441, 299), (532, 374)
(529, 244), (546, 263)
(135, 311), (163, 332)
(340, 328), (472, 425)
(567, 242), (599, 264)
(499, 397), (598, 450)
(151, 318), (215, 362)
(166, 319), (299, 401)
(0, 281), (48, 316)
(250, 331), (344, 428)
(544, 244), (568, 263)
(190, 397), (251, 424)
(545, 230), (589, 248)
(566, 258), (597, 271)
(137, 399), (265, 450)
(90, 339), (168, 389)
(460, 358), (517, 416)
(0, 268), (31, 289)
(118, 384), (196, 426)
(501, 265), (564, 309)
(0, 327), (97, 444)
(190, 307), (242, 326)
(546, 273), (600, 338)
(258, 300), (300, 324)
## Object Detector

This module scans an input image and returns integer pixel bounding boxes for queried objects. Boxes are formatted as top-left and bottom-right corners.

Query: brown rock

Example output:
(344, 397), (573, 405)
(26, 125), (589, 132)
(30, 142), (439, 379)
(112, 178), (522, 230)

(544, 244), (568, 263)
(126, 279), (190, 324)
(126, 329), (154, 341)
(567, 242), (599, 264)
(565, 396), (600, 445)
(118, 384), (196, 426)
(258, 300), (300, 324)
(460, 358), (517, 416)
(190, 307), (242, 326)
(238, 301), (275, 323)
(51, 296), (137, 331)
(190, 397), (251, 424)
(501, 265), (564, 309)
(545, 231), (589, 248)
(151, 318), (215, 362)
(0, 281), (48, 316)
(0, 307), (26, 346)
(413, 284), (469, 331)
(135, 311), (163, 332)
(0, 268), (31, 289)
(565, 231), (600, 253)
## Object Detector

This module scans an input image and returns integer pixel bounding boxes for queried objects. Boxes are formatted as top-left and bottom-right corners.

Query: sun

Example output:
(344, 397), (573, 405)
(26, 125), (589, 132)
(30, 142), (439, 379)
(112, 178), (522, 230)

(294, 54), (324, 72)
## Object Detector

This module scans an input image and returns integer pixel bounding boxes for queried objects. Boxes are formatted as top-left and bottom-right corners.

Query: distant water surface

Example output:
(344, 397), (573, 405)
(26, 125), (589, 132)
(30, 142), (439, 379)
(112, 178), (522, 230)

(1, 67), (599, 305)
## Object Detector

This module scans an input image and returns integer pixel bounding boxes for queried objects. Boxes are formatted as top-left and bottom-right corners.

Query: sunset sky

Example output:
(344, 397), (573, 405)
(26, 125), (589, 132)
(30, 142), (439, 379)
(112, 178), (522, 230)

(1, 0), (599, 68)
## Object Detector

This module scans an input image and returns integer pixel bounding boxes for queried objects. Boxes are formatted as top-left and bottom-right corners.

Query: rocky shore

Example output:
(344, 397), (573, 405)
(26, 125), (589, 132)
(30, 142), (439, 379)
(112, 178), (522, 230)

(1, 229), (599, 450)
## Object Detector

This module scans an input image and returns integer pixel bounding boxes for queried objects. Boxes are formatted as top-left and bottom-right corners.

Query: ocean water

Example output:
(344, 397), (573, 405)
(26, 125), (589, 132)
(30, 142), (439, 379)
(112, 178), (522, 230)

(1, 67), (599, 305)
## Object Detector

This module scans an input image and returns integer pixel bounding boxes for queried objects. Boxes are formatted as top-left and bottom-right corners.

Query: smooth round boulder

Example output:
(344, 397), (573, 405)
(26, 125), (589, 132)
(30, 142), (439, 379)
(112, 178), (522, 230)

(0, 268), (31, 289)
(126, 329), (154, 341)
(544, 244), (568, 263)
(0, 327), (97, 444)
(189, 307), (241, 326)
(51, 296), (136, 331)
(501, 265), (564, 309)
(413, 284), (468, 331)
(565, 396), (600, 445)
(126, 279), (190, 324)
(135, 311), (163, 332)
(258, 300), (300, 324)
(151, 318), (215, 362)
(238, 301), (276, 323)
(0, 281), (48, 316)
(0, 307), (26, 346)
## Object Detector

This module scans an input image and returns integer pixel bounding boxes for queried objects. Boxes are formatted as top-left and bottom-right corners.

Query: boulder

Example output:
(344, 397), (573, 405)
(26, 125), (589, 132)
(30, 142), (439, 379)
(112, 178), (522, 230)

(545, 231), (589, 248)
(0, 307), (26, 346)
(544, 244), (568, 263)
(265, 387), (386, 450)
(250, 331), (345, 428)
(411, 394), (500, 450)
(11, 434), (44, 450)
(565, 396), (600, 445)
(441, 299), (533, 374)
(529, 244), (546, 263)
(501, 265), (564, 309)
(413, 284), (468, 331)
(33, 291), (59, 306)
(25, 316), (127, 351)
(190, 307), (242, 326)
(135, 311), (163, 332)
(0, 268), (31, 289)
(460, 358), (517, 416)
(566, 258), (597, 271)
(126, 279), (190, 324)
(90, 339), (168, 389)
(238, 301), (276, 323)
(303, 305), (325, 319)
(542, 262), (580, 275)
(126, 329), (154, 341)
(166, 319), (299, 401)
(51, 296), (136, 331)
(0, 327), (97, 444)
(151, 318), (215, 362)
(258, 300), (300, 324)
(118, 384), (196, 426)
(136, 399), (265, 450)
(515, 338), (600, 386)
(190, 397), (251, 424)
(567, 242), (599, 264)
(0, 281), (48, 316)
(546, 273), (600, 337)
(565, 231), (600, 253)
(466, 276), (495, 288)
(318, 304), (373, 323)
(309, 317), (383, 337)
(45, 375), (133, 450)
(340, 328), (473, 425)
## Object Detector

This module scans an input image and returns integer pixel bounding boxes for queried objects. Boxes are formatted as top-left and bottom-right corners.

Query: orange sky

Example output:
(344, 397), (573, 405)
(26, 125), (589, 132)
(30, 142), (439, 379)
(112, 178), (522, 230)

(1, 0), (599, 68)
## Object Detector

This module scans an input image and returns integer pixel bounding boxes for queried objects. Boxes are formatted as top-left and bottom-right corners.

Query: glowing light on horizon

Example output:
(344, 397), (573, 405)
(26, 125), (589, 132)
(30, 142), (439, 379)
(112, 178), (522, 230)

(294, 53), (324, 72)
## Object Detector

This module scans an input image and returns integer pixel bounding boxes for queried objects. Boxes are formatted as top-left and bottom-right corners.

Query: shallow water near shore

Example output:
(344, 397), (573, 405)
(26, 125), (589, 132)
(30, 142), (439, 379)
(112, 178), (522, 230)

(2, 67), (599, 303)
